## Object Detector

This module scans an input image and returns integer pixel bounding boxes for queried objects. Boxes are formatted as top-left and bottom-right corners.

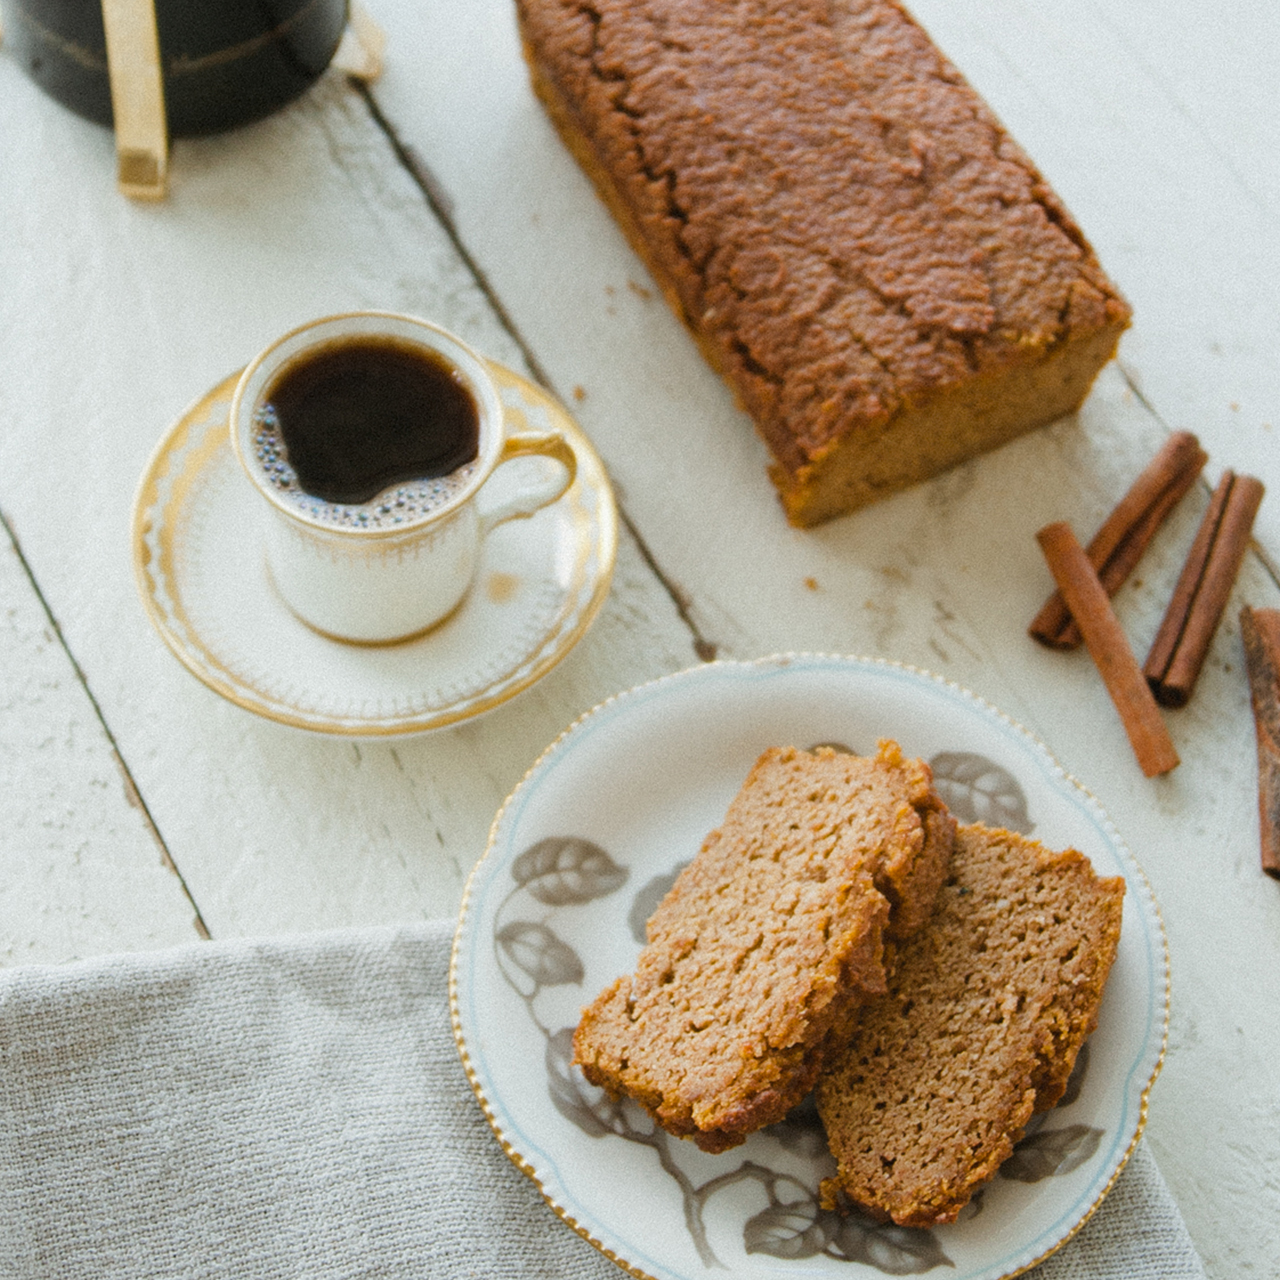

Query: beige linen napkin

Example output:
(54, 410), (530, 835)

(0, 922), (1205, 1280)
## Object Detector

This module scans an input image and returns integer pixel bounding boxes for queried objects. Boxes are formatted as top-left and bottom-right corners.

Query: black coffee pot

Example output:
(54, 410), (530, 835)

(4, 0), (359, 195)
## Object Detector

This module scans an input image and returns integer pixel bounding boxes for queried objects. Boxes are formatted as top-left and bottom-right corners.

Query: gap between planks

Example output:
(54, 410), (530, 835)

(0, 506), (212, 941)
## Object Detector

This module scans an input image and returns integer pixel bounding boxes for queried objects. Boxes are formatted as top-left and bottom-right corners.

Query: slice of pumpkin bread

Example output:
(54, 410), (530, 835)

(816, 822), (1125, 1227)
(573, 742), (955, 1152)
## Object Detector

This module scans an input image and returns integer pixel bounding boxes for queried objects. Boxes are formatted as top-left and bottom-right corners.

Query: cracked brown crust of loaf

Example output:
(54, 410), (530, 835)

(816, 822), (1125, 1227)
(517, 0), (1132, 525)
(572, 742), (956, 1153)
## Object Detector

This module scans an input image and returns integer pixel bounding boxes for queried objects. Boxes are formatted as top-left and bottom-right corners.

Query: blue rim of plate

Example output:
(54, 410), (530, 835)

(451, 654), (1169, 1280)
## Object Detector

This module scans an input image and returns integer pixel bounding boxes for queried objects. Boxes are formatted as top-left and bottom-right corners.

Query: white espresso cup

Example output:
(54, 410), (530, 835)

(230, 312), (578, 643)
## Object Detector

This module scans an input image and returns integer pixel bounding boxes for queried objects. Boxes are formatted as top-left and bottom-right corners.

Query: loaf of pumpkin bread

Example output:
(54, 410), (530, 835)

(518, 0), (1131, 525)
(816, 822), (1125, 1226)
(573, 743), (955, 1152)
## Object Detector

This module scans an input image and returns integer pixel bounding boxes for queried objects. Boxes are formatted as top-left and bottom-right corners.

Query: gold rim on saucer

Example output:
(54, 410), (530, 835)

(131, 361), (617, 736)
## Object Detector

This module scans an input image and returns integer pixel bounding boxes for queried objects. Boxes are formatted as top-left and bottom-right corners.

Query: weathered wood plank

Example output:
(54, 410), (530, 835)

(0, 63), (695, 942)
(906, 0), (1279, 564)
(0, 518), (202, 964)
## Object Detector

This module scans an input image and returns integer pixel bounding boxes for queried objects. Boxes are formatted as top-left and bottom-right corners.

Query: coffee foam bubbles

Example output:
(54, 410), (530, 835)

(252, 406), (479, 529)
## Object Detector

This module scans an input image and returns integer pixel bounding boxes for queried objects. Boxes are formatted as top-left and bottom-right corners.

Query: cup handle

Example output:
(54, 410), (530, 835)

(476, 431), (579, 535)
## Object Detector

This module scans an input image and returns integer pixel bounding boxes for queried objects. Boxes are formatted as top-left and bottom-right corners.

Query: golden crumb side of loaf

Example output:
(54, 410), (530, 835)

(816, 822), (1124, 1227)
(772, 319), (1130, 527)
(572, 742), (955, 1152)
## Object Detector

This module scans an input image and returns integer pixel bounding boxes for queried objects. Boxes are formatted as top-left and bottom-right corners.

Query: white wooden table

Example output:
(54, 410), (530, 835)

(1, 2), (1276, 1274)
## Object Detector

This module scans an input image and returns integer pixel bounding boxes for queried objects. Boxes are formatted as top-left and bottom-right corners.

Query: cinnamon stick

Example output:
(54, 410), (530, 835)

(1239, 606), (1280, 879)
(1037, 521), (1180, 777)
(1144, 472), (1265, 707)
(1030, 432), (1207, 649)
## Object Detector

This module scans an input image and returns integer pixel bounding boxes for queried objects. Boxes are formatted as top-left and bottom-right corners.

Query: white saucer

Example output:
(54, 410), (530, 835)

(132, 362), (617, 736)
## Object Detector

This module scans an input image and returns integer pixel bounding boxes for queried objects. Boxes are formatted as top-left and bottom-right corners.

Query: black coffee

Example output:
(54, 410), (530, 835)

(262, 337), (481, 506)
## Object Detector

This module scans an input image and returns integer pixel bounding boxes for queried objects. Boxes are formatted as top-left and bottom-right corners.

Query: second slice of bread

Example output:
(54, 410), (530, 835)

(816, 822), (1125, 1226)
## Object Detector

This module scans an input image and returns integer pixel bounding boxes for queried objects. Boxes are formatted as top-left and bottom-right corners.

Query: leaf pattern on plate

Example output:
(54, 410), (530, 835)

(1058, 1042), (1090, 1109)
(930, 752), (1034, 834)
(496, 920), (583, 987)
(545, 1027), (640, 1139)
(512, 836), (628, 905)
(767, 1095), (832, 1161)
(825, 1212), (952, 1275)
(744, 1194), (829, 1259)
(1000, 1125), (1104, 1183)
(627, 863), (688, 944)
(742, 1179), (947, 1276)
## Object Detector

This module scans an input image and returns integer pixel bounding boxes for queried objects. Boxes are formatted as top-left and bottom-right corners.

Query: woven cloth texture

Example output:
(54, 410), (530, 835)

(0, 921), (1205, 1279)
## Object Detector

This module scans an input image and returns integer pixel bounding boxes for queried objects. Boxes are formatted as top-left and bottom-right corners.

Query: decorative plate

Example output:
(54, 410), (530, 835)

(132, 361), (616, 735)
(451, 655), (1167, 1280)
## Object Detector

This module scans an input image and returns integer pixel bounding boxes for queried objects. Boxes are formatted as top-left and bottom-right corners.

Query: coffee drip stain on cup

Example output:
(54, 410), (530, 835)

(260, 336), (481, 506)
